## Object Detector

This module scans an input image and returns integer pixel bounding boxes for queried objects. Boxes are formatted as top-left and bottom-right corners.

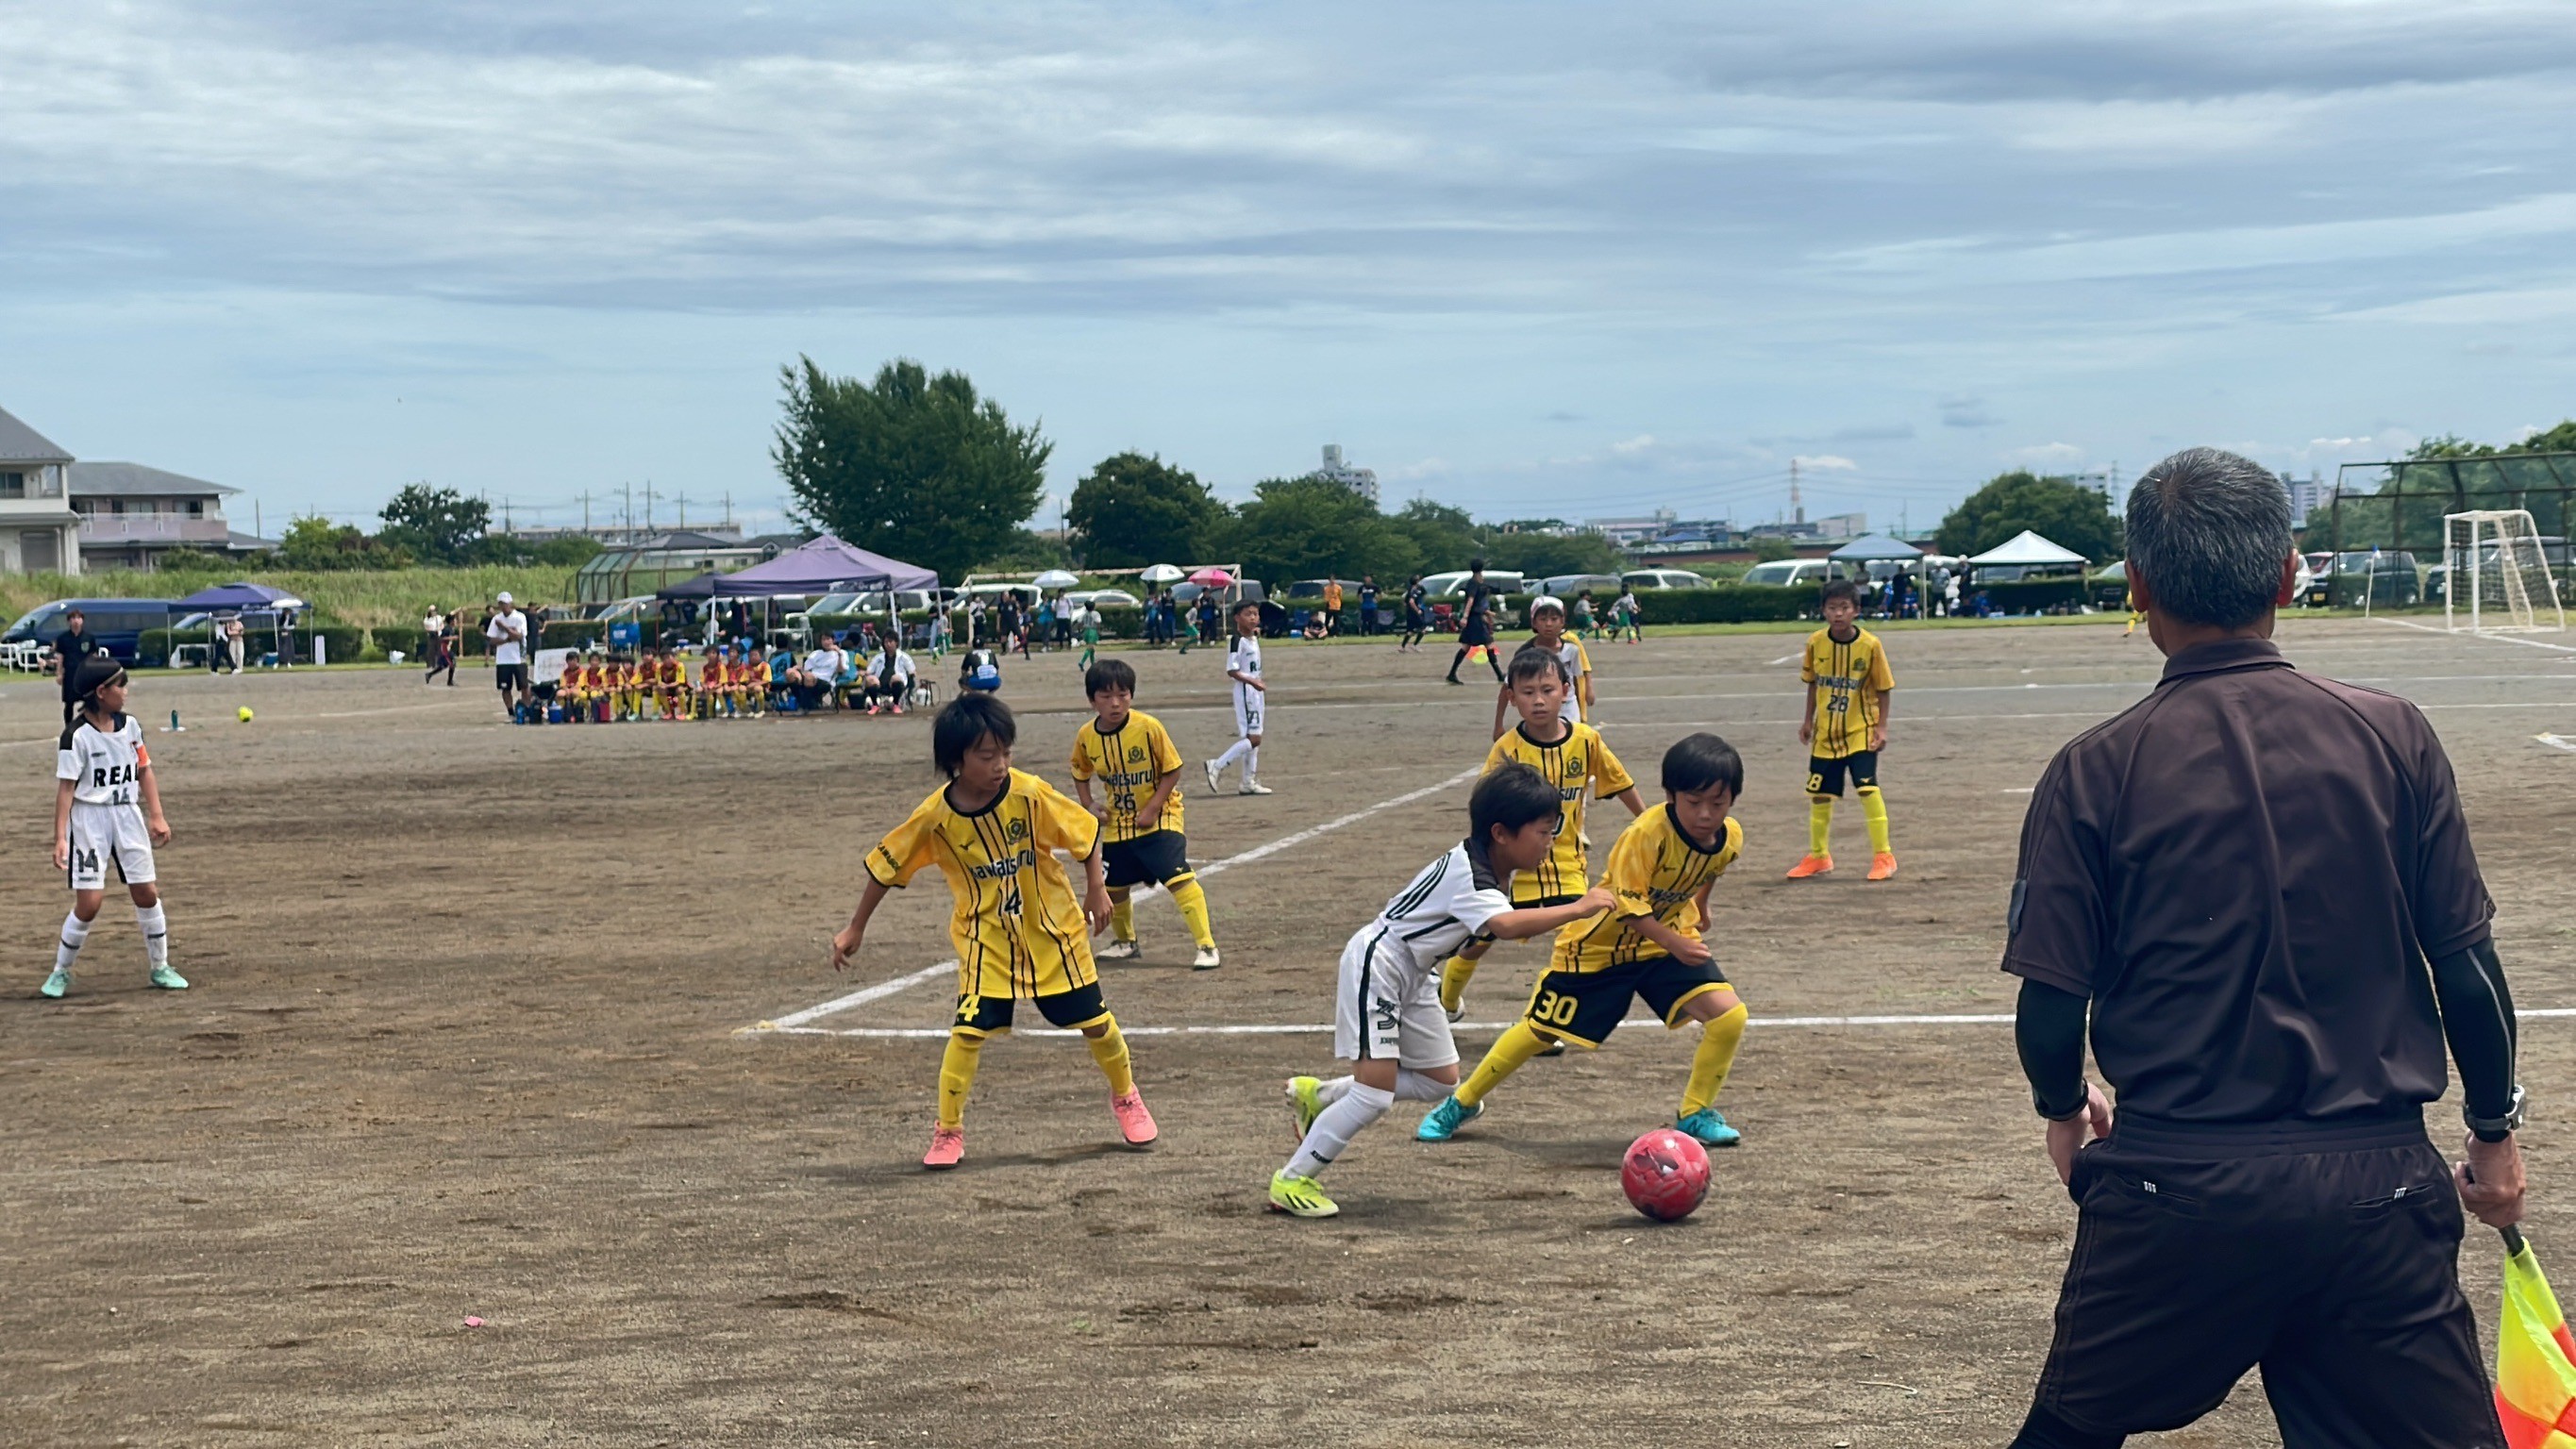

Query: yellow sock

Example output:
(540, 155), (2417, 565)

(1168, 876), (1214, 949)
(1438, 955), (1480, 1015)
(937, 1030), (985, 1129)
(1110, 892), (1134, 942)
(1084, 1017), (1136, 1096)
(1455, 1023), (1554, 1108)
(1808, 796), (1833, 858)
(1859, 786), (1892, 855)
(1681, 1003), (1748, 1117)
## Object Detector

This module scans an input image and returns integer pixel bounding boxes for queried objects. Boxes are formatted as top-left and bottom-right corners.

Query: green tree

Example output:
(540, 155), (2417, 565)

(1479, 528), (1623, 579)
(971, 527), (1076, 574)
(1934, 471), (2120, 560)
(1747, 535), (1797, 562)
(772, 357), (1049, 581)
(1067, 452), (1223, 568)
(280, 514), (410, 571)
(1385, 498), (1480, 573)
(376, 483), (492, 564)
(1211, 478), (1420, 584)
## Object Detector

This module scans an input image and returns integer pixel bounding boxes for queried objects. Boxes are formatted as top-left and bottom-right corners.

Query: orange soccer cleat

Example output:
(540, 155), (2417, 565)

(1110, 1090), (1160, 1146)
(1785, 854), (1833, 880)
(1866, 853), (1899, 882)
(922, 1125), (965, 1170)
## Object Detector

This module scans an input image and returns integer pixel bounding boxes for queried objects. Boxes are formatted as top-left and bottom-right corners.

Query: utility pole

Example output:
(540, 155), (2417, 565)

(579, 491), (591, 533)
(622, 482), (633, 539)
(674, 493), (688, 530)
(643, 483), (659, 533)
(724, 491), (734, 533)
(503, 496), (513, 533)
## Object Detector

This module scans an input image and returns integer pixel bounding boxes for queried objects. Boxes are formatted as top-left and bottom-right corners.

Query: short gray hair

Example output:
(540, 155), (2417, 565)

(2126, 447), (2293, 629)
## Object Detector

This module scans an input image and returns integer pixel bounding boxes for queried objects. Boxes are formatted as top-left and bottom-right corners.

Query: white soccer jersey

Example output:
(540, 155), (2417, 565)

(58, 712), (147, 808)
(1540, 637), (1589, 724)
(1351, 841), (1514, 983)
(1334, 841), (1514, 1066)
(1227, 635), (1262, 699)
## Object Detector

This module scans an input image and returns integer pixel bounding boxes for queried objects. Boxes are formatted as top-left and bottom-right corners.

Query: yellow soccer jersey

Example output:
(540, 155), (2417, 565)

(1069, 709), (1186, 841)
(865, 768), (1104, 1000)
(1549, 806), (1742, 974)
(1483, 721), (1634, 903)
(1801, 625), (1896, 760)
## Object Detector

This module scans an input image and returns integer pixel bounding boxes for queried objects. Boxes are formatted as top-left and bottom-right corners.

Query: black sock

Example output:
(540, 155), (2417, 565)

(1447, 648), (1466, 679)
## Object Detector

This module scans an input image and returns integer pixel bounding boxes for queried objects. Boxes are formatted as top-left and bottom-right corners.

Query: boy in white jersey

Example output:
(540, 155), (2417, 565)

(44, 658), (184, 998)
(1204, 601), (1271, 795)
(1488, 596), (1595, 738)
(1266, 764), (1613, 1218)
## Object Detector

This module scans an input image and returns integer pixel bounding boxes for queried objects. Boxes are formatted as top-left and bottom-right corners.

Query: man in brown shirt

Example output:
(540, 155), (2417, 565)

(2004, 447), (2528, 1449)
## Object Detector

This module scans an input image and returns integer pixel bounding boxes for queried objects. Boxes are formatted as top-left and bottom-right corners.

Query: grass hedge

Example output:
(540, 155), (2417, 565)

(1973, 579), (2088, 613)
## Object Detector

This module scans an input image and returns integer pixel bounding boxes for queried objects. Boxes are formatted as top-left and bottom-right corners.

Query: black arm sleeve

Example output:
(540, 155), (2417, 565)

(2015, 977), (2090, 1120)
(2428, 938), (2517, 1125)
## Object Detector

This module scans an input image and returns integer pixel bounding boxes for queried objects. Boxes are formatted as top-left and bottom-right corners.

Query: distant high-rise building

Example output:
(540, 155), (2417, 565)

(2283, 472), (2328, 529)
(1310, 444), (1380, 506)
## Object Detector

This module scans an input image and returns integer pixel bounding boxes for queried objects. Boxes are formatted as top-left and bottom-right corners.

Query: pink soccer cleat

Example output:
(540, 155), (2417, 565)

(922, 1125), (965, 1170)
(1110, 1090), (1159, 1146)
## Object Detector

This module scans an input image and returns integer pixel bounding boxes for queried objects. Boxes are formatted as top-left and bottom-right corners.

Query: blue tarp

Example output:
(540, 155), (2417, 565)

(172, 581), (302, 610)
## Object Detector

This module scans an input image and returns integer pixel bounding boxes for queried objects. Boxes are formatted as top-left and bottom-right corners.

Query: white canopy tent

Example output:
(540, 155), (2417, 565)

(1966, 530), (2089, 567)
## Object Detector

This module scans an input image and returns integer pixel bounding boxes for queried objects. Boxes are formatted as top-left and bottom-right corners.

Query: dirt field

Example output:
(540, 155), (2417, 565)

(5, 616), (2571, 1447)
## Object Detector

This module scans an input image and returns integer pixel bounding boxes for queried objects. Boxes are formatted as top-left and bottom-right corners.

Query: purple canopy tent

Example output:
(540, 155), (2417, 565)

(705, 537), (937, 596)
(172, 581), (306, 666)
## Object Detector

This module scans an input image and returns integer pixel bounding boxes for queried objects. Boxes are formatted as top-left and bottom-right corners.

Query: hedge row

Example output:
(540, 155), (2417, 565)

(140, 625), (368, 666)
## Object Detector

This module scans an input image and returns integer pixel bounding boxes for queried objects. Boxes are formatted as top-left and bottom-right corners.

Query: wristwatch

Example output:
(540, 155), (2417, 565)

(2466, 1084), (2528, 1142)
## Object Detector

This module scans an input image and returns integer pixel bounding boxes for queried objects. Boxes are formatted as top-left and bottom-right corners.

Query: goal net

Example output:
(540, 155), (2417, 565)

(2445, 509), (2565, 634)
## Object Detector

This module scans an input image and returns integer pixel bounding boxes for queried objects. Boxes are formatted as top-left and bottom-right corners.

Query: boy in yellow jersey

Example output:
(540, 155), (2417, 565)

(1487, 596), (1596, 736)
(831, 693), (1157, 1169)
(584, 649), (613, 723)
(1787, 577), (1898, 881)
(705, 646), (736, 718)
(1419, 732), (1751, 1149)
(1070, 658), (1222, 970)
(740, 645), (771, 717)
(1440, 643), (1643, 1021)
(609, 653), (639, 722)
(658, 647), (690, 720)
(557, 651), (591, 722)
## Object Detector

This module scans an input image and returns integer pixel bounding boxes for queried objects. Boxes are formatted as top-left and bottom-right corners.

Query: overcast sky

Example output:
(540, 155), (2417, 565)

(2, 1), (2571, 538)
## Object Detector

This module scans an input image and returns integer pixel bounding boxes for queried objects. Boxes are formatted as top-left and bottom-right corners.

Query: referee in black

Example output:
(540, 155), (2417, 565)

(2006, 447), (2528, 1449)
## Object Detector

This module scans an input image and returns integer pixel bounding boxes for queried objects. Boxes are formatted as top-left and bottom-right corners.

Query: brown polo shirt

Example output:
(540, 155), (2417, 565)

(2003, 637), (2494, 1124)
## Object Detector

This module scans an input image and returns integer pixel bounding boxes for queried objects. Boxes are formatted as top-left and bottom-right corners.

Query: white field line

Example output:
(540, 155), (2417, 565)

(747, 764), (1486, 1033)
(2378, 617), (2576, 655)
(763, 1006), (2576, 1041)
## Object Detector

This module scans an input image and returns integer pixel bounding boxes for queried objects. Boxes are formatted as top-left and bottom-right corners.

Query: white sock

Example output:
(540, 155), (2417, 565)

(135, 903), (167, 968)
(1286, 1083), (1392, 1179)
(1394, 1070), (1450, 1103)
(55, 912), (89, 972)
(1243, 746), (1260, 781)
(1314, 1074), (1354, 1107)
(1213, 740), (1251, 775)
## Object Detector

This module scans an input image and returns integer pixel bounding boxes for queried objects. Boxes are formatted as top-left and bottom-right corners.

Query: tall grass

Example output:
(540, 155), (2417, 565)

(0, 565), (583, 629)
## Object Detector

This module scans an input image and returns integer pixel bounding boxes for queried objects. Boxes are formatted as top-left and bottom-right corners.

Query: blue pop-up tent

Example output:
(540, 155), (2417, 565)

(173, 581), (304, 611)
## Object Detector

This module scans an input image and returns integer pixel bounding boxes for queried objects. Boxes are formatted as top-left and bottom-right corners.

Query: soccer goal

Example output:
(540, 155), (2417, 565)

(2444, 509), (2566, 634)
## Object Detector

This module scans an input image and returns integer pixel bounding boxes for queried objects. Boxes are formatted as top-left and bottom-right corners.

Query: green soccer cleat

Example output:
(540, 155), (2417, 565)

(1266, 1170), (1339, 1219)
(148, 965), (190, 991)
(41, 967), (69, 999)
(1415, 1093), (1482, 1142)
(1286, 1075), (1326, 1139)
(1676, 1108), (1740, 1148)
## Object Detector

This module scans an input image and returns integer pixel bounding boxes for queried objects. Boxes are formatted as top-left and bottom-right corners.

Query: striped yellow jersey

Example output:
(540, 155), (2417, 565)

(1801, 625), (1895, 760)
(1482, 721), (1634, 903)
(865, 768), (1103, 999)
(1069, 708), (1186, 841)
(1549, 805), (1741, 974)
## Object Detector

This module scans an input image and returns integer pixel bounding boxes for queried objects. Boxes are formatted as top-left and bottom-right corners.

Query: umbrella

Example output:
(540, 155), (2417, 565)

(1139, 563), (1186, 585)
(1189, 567), (1233, 587)
(1031, 569), (1080, 590)
(2494, 1226), (2576, 1444)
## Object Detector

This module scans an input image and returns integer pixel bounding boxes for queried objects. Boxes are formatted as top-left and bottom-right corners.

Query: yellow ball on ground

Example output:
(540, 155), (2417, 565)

(238, 707), (254, 723)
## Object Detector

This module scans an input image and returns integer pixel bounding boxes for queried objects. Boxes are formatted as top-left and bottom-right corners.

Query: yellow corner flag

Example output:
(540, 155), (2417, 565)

(2496, 1228), (2576, 1447)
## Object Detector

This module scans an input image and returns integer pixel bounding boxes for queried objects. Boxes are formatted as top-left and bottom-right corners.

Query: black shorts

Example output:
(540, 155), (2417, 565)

(1459, 617), (1494, 646)
(495, 662), (529, 691)
(2034, 1117), (2496, 1446)
(954, 980), (1109, 1036)
(1523, 956), (1729, 1049)
(1102, 831), (1193, 890)
(1805, 751), (1879, 797)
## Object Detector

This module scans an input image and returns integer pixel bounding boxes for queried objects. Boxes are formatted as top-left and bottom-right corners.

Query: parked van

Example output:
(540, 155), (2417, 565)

(3, 598), (175, 662)
(1739, 560), (1833, 589)
(1620, 568), (1711, 591)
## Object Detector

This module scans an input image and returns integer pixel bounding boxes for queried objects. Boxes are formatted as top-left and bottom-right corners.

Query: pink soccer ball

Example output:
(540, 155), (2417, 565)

(1622, 1128), (1712, 1222)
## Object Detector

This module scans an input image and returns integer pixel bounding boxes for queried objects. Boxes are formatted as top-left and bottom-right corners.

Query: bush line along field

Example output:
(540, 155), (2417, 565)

(0, 566), (583, 632)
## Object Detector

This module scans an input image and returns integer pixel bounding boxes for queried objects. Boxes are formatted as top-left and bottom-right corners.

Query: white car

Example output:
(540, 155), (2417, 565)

(1741, 559), (1834, 588)
(1064, 589), (1141, 611)
(1620, 568), (1710, 590)
(1418, 569), (1528, 597)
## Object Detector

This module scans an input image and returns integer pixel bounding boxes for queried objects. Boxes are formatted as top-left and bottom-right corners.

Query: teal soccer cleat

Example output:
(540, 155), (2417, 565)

(148, 965), (190, 991)
(1676, 1108), (1740, 1148)
(41, 967), (69, 999)
(1414, 1093), (1483, 1142)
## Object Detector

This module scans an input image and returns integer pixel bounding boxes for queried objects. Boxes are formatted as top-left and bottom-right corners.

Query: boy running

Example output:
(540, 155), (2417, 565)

(1488, 596), (1595, 736)
(1268, 764), (1614, 1218)
(1787, 578), (1898, 881)
(44, 658), (185, 998)
(1419, 733), (1750, 1149)
(1204, 601), (1270, 795)
(1442, 642), (1643, 1020)
(1071, 658), (1221, 970)
(831, 694), (1157, 1168)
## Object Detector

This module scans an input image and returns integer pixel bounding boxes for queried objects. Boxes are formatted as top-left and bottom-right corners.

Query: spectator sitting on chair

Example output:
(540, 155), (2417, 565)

(959, 645), (1001, 694)
(861, 637), (917, 714)
(789, 635), (848, 713)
